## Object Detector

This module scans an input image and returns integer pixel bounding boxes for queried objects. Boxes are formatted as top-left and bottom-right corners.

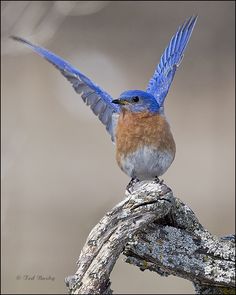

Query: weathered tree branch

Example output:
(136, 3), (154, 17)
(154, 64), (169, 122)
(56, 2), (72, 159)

(65, 180), (235, 294)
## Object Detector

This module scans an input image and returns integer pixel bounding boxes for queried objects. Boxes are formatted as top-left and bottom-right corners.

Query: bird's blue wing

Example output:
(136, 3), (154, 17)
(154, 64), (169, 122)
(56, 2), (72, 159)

(11, 36), (120, 141)
(146, 16), (197, 106)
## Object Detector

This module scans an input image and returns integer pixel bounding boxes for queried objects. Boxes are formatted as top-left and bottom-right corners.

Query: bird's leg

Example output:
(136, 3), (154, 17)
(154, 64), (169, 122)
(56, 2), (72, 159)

(126, 177), (139, 193)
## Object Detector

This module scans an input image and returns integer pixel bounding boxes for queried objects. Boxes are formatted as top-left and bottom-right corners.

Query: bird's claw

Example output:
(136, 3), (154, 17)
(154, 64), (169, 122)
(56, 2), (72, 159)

(154, 177), (164, 184)
(126, 177), (139, 193)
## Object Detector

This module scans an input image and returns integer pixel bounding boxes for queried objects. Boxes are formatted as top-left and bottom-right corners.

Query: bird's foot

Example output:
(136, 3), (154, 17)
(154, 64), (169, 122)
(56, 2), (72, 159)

(126, 177), (139, 193)
(154, 176), (164, 184)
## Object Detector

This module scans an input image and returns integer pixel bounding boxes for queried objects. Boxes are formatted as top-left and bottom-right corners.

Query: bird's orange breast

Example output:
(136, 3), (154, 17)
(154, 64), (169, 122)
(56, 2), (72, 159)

(115, 110), (176, 167)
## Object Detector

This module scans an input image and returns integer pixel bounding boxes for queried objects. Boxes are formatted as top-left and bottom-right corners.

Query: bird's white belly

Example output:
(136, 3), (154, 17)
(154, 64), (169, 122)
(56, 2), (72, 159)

(120, 146), (174, 180)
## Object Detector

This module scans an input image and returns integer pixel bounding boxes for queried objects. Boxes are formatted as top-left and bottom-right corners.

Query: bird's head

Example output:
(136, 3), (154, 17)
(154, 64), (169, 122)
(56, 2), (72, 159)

(112, 90), (160, 113)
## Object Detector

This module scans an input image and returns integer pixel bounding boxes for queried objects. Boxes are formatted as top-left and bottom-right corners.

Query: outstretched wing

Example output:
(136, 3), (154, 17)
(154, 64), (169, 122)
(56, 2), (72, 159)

(11, 36), (120, 141)
(146, 16), (197, 106)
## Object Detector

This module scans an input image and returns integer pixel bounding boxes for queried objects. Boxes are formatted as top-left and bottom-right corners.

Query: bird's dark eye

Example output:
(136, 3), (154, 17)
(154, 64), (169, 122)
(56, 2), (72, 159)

(132, 96), (139, 103)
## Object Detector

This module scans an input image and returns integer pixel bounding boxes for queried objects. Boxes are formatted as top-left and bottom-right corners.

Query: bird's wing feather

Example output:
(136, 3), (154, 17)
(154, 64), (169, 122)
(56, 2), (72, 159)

(11, 36), (120, 142)
(146, 16), (197, 106)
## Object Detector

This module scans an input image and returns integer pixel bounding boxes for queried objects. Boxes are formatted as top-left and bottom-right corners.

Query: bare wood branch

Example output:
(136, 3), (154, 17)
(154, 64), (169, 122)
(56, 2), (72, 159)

(65, 180), (235, 294)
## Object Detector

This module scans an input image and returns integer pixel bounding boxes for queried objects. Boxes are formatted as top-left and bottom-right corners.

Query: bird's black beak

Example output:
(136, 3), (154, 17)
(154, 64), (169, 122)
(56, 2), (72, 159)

(112, 99), (129, 105)
(112, 99), (120, 104)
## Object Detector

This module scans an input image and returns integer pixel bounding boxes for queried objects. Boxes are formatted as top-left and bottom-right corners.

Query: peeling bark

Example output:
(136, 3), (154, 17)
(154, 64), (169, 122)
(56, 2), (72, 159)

(65, 180), (235, 294)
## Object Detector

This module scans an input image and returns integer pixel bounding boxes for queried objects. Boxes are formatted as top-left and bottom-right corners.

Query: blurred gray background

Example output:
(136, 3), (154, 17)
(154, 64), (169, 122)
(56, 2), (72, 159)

(1, 1), (235, 294)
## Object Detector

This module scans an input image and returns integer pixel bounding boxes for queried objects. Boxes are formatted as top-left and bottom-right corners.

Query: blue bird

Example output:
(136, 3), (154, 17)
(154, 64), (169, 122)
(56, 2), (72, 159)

(11, 16), (197, 181)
